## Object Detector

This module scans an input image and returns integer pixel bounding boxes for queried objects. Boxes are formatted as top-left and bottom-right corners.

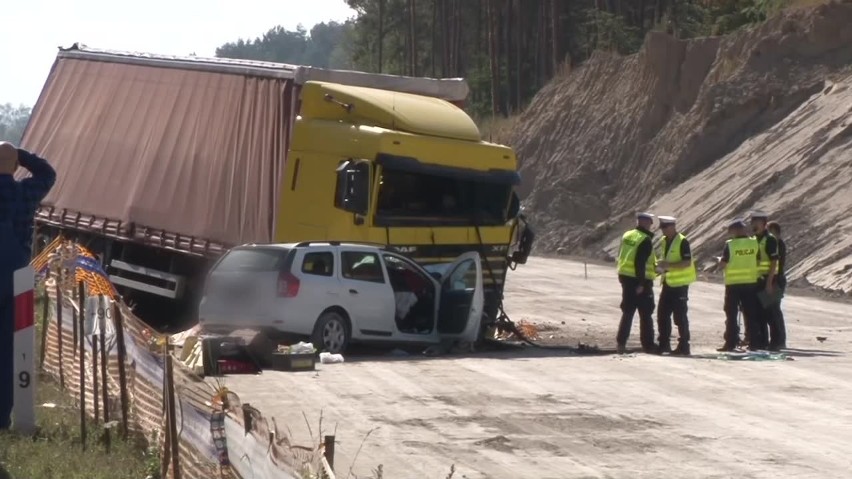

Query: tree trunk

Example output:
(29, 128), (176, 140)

(378, 0), (385, 73)
(505, 0), (513, 114)
(441, 0), (451, 78)
(533, 0), (541, 88)
(551, 0), (559, 74)
(515, 0), (522, 112)
(453, 0), (462, 76)
(432, 0), (438, 76)
(410, 0), (417, 76)
(487, 0), (500, 117)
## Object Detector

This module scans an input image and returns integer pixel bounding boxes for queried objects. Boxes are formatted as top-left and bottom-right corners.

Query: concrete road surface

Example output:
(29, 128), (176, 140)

(216, 258), (852, 479)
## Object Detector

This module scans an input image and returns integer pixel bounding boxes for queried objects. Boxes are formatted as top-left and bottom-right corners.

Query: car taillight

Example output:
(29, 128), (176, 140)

(277, 271), (300, 297)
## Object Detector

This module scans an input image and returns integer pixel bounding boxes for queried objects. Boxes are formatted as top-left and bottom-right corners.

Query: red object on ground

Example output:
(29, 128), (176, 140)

(217, 359), (258, 375)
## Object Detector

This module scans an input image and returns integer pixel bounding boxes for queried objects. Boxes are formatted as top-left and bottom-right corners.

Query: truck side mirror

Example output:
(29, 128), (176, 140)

(335, 160), (369, 216)
(508, 191), (521, 219)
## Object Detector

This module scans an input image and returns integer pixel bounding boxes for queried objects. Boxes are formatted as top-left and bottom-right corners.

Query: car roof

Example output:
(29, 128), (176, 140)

(234, 241), (386, 251)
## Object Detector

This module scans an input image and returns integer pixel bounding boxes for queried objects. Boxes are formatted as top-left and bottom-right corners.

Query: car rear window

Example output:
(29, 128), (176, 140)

(215, 248), (291, 272)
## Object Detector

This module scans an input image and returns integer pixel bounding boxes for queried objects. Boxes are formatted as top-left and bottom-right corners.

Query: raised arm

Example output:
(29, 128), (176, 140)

(17, 147), (56, 202)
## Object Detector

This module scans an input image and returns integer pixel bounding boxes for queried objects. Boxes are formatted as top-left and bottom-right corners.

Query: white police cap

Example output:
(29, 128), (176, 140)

(750, 210), (769, 220)
(728, 218), (747, 228)
(637, 212), (655, 221)
(658, 215), (676, 226)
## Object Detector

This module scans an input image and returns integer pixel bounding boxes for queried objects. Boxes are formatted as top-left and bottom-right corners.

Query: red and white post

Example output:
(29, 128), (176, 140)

(13, 266), (36, 434)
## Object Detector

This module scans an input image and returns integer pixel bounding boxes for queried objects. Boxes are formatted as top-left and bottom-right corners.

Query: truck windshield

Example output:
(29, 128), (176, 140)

(376, 168), (511, 226)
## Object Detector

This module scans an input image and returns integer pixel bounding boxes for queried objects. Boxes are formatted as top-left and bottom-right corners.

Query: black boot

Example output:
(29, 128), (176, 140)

(658, 342), (672, 354)
(642, 344), (661, 355)
(672, 343), (691, 356)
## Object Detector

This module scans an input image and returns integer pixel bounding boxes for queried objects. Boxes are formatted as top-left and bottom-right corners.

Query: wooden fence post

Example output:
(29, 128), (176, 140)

(113, 303), (130, 439)
(324, 435), (336, 470)
(78, 282), (87, 449)
(165, 353), (182, 479)
(92, 334), (99, 423)
(72, 286), (78, 358)
(56, 287), (64, 389)
(99, 309), (110, 453)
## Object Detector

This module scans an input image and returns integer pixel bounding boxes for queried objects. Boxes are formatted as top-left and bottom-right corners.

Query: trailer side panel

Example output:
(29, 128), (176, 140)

(21, 57), (294, 251)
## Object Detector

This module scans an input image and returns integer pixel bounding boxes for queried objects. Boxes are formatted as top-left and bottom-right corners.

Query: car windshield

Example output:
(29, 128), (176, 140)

(215, 248), (290, 272)
(376, 168), (512, 226)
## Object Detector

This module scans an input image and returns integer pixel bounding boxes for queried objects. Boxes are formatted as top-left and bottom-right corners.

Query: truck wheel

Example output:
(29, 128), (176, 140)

(311, 310), (350, 354)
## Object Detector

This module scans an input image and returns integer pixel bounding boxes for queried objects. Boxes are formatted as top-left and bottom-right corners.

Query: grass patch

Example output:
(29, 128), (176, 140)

(0, 373), (159, 479)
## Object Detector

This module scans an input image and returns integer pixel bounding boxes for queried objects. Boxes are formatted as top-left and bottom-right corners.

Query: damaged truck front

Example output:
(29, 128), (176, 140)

(20, 45), (534, 331)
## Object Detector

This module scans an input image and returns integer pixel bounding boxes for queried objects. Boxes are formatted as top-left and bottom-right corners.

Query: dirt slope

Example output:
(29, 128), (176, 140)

(511, 1), (852, 292)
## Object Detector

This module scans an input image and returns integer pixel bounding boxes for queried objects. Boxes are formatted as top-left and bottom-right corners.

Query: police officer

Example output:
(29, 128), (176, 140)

(616, 212), (658, 354)
(655, 216), (697, 356)
(0, 141), (56, 430)
(716, 219), (761, 351)
(750, 211), (779, 351)
(766, 221), (787, 350)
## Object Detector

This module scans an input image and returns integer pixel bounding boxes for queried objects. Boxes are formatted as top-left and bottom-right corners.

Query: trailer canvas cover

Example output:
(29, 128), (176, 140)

(21, 45), (469, 256)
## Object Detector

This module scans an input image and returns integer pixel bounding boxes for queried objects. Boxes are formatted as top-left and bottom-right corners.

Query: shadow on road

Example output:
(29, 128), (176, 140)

(779, 347), (843, 358)
(340, 340), (614, 364)
(339, 343), (845, 364)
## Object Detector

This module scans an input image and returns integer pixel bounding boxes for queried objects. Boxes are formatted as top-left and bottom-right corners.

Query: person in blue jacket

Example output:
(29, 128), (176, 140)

(0, 141), (56, 430)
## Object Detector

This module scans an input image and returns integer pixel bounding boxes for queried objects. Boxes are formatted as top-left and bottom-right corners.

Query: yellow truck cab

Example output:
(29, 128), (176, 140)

(278, 82), (526, 323)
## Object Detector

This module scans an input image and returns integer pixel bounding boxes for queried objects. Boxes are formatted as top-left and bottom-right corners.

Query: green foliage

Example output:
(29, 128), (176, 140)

(584, 10), (643, 55)
(0, 375), (157, 479)
(216, 21), (354, 69)
(213, 0), (793, 119)
(0, 103), (31, 144)
(742, 0), (789, 23)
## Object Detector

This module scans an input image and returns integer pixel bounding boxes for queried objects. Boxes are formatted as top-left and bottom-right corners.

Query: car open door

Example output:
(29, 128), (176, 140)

(436, 251), (484, 343)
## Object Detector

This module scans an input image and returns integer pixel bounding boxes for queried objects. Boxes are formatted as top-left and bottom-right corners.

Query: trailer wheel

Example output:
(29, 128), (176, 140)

(311, 309), (351, 354)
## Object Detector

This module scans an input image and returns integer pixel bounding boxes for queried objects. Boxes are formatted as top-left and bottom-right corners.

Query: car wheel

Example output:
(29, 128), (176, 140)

(311, 310), (350, 354)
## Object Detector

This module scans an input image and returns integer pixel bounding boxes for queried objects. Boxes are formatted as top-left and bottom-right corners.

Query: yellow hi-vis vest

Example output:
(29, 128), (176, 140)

(724, 237), (759, 285)
(660, 233), (697, 287)
(617, 229), (657, 280)
(757, 233), (775, 276)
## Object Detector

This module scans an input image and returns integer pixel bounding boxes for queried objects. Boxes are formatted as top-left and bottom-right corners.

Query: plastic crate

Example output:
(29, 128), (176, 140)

(271, 352), (316, 372)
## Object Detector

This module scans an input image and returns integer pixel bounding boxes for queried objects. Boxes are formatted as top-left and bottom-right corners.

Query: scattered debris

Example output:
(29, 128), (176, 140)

(496, 320), (540, 342)
(816, 336), (827, 343)
(718, 351), (790, 361)
(278, 342), (317, 355)
(319, 352), (345, 364)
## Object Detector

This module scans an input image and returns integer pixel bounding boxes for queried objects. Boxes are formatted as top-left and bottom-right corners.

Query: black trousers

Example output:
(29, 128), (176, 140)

(657, 284), (689, 347)
(752, 277), (774, 350)
(724, 283), (764, 349)
(617, 276), (655, 349)
(767, 283), (787, 348)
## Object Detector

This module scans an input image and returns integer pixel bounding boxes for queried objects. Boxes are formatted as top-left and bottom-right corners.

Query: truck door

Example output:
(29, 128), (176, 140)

(436, 252), (484, 343)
